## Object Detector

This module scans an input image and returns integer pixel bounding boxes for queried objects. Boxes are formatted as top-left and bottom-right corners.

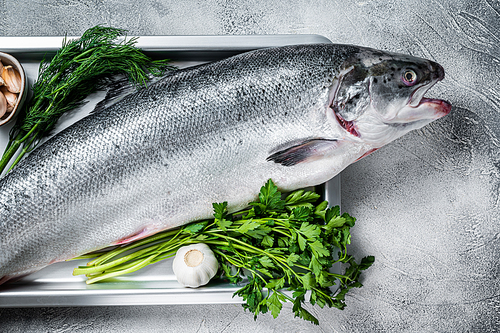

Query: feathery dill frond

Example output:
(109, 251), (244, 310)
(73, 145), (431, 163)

(0, 25), (175, 174)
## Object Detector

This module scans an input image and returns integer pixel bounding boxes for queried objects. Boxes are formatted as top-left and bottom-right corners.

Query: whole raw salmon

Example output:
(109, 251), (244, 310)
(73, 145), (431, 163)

(0, 44), (451, 283)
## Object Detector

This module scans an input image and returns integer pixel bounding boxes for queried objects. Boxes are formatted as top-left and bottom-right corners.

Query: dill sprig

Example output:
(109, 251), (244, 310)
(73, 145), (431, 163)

(0, 25), (174, 174)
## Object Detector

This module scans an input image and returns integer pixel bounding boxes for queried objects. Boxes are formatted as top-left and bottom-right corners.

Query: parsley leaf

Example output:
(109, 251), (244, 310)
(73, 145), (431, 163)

(213, 202), (232, 231)
(259, 256), (274, 268)
(236, 219), (261, 233)
(360, 256), (375, 270)
(309, 240), (329, 258)
(182, 221), (208, 234)
(250, 179), (285, 213)
(266, 291), (284, 318)
(266, 277), (285, 290)
(299, 222), (320, 239)
(261, 235), (274, 248)
(297, 234), (307, 252)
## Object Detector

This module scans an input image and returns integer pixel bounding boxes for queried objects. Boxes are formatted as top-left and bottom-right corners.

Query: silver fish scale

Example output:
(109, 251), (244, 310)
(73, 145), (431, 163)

(0, 44), (356, 279)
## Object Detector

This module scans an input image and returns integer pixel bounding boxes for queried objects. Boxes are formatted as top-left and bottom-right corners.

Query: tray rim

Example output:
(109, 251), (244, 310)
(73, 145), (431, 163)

(0, 34), (332, 54)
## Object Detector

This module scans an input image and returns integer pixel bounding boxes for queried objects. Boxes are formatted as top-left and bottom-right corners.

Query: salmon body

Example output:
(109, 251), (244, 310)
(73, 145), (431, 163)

(0, 44), (451, 282)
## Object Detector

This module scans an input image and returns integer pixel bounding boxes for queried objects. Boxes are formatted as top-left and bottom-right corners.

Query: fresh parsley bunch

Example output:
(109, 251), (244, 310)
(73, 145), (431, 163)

(73, 180), (374, 325)
(209, 180), (374, 324)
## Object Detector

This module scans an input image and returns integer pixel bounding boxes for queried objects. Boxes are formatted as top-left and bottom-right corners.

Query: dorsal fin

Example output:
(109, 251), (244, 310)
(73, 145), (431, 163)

(92, 76), (140, 114)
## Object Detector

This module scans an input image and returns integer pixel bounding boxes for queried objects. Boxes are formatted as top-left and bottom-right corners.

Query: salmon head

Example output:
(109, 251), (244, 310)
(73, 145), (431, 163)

(330, 48), (451, 147)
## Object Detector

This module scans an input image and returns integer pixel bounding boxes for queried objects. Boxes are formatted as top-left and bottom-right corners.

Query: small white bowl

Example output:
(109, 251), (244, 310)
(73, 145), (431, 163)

(0, 52), (27, 126)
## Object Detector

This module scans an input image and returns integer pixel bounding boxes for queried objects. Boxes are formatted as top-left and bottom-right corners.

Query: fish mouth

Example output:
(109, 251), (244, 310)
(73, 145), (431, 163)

(413, 97), (452, 118)
(408, 83), (451, 118)
(409, 83), (435, 107)
(333, 110), (360, 137)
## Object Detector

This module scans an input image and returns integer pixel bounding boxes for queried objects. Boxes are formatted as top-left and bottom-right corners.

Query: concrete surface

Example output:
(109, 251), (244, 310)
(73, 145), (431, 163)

(1, 0), (500, 332)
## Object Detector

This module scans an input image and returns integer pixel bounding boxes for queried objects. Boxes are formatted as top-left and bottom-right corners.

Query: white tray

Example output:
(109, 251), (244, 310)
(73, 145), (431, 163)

(0, 35), (340, 307)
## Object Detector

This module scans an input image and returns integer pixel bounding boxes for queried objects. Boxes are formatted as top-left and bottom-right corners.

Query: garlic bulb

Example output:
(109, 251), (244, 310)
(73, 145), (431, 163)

(172, 243), (218, 288)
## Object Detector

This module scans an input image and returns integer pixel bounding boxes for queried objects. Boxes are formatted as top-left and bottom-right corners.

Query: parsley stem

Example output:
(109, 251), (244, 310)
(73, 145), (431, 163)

(205, 236), (295, 278)
(212, 249), (244, 267)
(269, 227), (293, 238)
(85, 254), (159, 284)
(73, 245), (161, 275)
(313, 287), (334, 302)
(206, 233), (265, 253)
(249, 270), (268, 284)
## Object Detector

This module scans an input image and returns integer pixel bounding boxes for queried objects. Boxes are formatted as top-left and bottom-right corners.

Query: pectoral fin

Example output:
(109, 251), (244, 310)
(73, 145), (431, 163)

(267, 139), (339, 166)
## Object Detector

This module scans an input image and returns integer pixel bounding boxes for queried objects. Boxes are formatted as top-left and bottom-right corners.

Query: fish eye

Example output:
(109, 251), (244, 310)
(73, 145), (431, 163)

(402, 69), (417, 86)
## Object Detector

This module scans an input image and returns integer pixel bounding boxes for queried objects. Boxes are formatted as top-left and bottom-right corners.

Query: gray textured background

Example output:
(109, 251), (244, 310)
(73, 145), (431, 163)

(1, 0), (500, 332)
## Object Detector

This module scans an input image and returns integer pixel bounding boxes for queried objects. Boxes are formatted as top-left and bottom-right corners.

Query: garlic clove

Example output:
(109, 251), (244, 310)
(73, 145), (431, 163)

(0, 92), (7, 118)
(0, 61), (4, 84)
(2, 65), (22, 94)
(0, 86), (17, 112)
(172, 243), (219, 288)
